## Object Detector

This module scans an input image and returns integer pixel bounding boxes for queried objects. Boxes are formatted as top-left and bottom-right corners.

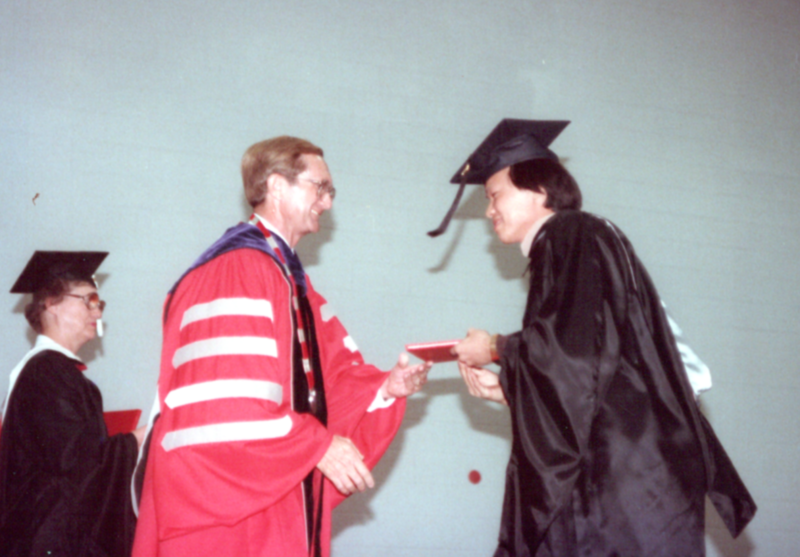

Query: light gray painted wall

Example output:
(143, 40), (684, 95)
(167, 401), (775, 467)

(1, 1), (798, 555)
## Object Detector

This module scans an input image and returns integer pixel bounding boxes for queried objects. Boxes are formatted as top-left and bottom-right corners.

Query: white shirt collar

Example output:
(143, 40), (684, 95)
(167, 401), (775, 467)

(520, 212), (555, 257)
(253, 214), (294, 253)
(36, 334), (81, 361)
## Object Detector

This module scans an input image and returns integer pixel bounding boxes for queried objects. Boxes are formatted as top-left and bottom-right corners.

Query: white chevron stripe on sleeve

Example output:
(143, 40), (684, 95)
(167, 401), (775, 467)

(164, 379), (283, 409)
(173, 336), (278, 369)
(343, 335), (358, 353)
(320, 303), (335, 322)
(180, 298), (273, 330)
(161, 416), (293, 451)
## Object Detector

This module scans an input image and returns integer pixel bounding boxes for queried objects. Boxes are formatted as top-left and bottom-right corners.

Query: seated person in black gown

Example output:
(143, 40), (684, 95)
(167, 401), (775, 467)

(0, 251), (144, 557)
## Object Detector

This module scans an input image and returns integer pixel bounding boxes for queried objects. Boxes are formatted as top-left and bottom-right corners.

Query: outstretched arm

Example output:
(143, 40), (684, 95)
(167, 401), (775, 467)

(379, 353), (432, 400)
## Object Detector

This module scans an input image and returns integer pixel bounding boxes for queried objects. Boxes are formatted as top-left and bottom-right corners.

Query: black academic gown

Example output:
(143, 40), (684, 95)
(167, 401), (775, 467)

(0, 350), (139, 557)
(496, 211), (755, 557)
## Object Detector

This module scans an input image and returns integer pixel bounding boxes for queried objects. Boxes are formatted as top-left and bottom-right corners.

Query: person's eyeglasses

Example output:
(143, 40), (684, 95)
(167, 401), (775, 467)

(65, 292), (106, 311)
(301, 177), (336, 200)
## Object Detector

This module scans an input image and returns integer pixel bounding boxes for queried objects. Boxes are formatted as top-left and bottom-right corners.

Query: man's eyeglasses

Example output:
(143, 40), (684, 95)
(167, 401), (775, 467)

(301, 177), (336, 200)
(65, 292), (106, 311)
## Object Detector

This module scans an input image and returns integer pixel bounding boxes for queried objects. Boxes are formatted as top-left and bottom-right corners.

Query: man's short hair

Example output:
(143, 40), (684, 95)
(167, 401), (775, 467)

(242, 136), (324, 208)
(509, 159), (582, 211)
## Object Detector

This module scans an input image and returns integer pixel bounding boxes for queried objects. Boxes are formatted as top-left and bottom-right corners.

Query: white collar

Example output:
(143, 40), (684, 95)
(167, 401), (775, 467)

(2, 335), (81, 418)
(520, 212), (555, 257)
(253, 214), (294, 253)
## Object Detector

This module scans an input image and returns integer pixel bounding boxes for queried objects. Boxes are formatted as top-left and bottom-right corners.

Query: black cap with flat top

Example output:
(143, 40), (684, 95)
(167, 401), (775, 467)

(428, 119), (570, 237)
(10, 251), (108, 294)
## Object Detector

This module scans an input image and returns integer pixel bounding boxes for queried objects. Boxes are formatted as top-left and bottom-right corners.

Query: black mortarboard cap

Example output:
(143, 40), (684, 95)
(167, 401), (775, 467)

(428, 119), (570, 237)
(10, 251), (108, 294)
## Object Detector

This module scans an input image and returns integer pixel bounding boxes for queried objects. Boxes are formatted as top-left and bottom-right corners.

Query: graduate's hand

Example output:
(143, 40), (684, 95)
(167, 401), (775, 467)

(380, 353), (431, 399)
(453, 328), (493, 367)
(317, 435), (375, 495)
(458, 362), (507, 405)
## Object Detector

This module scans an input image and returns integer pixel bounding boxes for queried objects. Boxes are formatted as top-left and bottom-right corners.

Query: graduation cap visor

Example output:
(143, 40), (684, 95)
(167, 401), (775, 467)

(10, 251), (108, 294)
(428, 119), (570, 237)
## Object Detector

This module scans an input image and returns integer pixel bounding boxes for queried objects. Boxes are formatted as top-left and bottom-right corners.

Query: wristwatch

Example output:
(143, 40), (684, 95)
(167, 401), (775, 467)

(490, 334), (500, 362)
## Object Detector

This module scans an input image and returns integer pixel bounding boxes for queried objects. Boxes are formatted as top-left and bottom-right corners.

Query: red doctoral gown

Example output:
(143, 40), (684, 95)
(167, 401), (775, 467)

(133, 221), (405, 557)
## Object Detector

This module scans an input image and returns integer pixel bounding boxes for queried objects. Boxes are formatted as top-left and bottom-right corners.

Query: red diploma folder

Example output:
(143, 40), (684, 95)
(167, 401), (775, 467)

(405, 340), (459, 362)
(103, 409), (142, 436)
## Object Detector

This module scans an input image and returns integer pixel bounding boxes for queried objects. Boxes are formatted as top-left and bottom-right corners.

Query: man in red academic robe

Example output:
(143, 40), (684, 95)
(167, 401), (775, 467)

(133, 136), (430, 557)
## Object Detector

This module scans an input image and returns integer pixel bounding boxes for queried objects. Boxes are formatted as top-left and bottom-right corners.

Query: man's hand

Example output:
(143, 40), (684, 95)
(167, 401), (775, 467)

(453, 328), (493, 367)
(380, 353), (431, 399)
(316, 435), (375, 495)
(458, 362), (508, 405)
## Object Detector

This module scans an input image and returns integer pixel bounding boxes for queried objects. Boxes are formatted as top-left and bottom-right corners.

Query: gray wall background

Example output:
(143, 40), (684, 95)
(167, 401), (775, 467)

(1, 1), (798, 555)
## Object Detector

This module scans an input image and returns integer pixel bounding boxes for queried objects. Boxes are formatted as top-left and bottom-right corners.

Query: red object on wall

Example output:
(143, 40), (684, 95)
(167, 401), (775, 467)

(103, 409), (142, 436)
(469, 470), (482, 484)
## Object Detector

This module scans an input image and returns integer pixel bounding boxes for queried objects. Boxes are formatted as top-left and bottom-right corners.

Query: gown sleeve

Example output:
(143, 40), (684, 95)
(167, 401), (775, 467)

(305, 283), (406, 508)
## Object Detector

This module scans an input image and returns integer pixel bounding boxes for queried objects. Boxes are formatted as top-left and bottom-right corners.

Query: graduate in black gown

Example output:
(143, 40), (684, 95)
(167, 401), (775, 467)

(431, 120), (756, 556)
(0, 251), (143, 557)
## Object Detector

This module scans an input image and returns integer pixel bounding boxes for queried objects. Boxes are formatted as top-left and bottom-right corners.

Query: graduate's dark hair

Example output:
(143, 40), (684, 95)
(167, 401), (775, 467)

(25, 278), (91, 334)
(509, 159), (582, 211)
(242, 136), (324, 208)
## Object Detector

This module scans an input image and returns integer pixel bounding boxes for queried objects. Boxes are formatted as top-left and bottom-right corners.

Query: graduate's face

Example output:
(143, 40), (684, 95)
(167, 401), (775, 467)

(484, 167), (550, 244)
(46, 283), (103, 350)
(278, 154), (334, 247)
